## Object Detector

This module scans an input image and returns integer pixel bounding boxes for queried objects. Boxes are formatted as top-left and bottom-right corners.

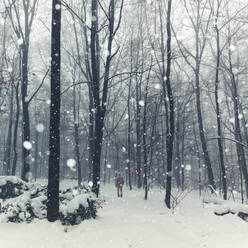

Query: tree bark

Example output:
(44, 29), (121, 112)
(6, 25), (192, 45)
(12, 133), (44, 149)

(47, 0), (61, 222)
(214, 11), (227, 199)
(163, 0), (175, 209)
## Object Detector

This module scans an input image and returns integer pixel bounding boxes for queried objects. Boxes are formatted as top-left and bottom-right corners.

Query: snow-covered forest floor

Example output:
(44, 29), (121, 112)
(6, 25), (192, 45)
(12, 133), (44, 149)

(1, 181), (248, 248)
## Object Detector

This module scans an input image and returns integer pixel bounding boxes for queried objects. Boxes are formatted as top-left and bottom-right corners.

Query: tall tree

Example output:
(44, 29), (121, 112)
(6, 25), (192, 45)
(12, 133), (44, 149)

(90, 0), (124, 196)
(47, 0), (61, 222)
(213, 0), (227, 200)
(163, 0), (175, 209)
(176, 0), (216, 191)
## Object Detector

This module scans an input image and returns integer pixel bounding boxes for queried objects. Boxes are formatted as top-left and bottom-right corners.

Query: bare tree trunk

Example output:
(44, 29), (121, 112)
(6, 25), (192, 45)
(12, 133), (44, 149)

(4, 85), (14, 175)
(12, 79), (20, 176)
(230, 69), (248, 200)
(21, 45), (31, 181)
(163, 0), (175, 209)
(34, 103), (39, 181)
(135, 76), (142, 189)
(181, 116), (185, 191)
(73, 84), (82, 186)
(214, 9), (227, 199)
(127, 75), (132, 190)
(143, 62), (152, 200)
(174, 101), (181, 189)
(194, 2), (215, 190)
(91, 0), (123, 196)
(47, 0), (61, 222)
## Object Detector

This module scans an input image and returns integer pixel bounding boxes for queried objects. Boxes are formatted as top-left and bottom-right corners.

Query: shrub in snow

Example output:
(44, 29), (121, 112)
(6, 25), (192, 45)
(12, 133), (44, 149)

(0, 177), (97, 225)
(0, 192), (47, 223)
(0, 176), (29, 199)
(59, 186), (97, 225)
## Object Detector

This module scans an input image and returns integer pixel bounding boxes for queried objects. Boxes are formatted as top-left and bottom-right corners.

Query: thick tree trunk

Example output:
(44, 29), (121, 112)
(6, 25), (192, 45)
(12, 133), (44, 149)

(91, 0), (119, 196)
(88, 95), (94, 181)
(47, 0), (61, 222)
(92, 112), (104, 196)
(21, 47), (31, 181)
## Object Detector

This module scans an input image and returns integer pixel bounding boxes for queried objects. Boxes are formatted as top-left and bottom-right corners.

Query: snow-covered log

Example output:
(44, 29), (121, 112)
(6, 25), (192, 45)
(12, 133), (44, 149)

(203, 196), (248, 221)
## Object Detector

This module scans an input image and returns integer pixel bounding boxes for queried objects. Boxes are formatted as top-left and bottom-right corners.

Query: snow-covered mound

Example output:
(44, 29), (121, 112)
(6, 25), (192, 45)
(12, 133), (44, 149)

(0, 177), (97, 225)
(0, 176), (29, 199)
(59, 186), (97, 225)
(203, 196), (248, 221)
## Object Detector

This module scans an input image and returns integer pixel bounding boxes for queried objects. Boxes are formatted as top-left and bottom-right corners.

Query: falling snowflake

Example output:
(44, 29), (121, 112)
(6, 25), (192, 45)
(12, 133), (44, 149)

(55, 4), (61, 10)
(122, 146), (126, 152)
(46, 99), (51, 105)
(88, 181), (93, 187)
(17, 39), (23, 46)
(23, 141), (32, 150)
(67, 159), (76, 170)
(107, 164), (111, 169)
(138, 100), (145, 106)
(154, 84), (161, 89)
(229, 45), (236, 51)
(185, 164), (191, 171)
(36, 123), (45, 133)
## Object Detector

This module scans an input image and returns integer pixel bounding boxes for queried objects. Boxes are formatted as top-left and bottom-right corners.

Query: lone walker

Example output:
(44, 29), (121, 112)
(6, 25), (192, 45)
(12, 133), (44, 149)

(116, 173), (124, 197)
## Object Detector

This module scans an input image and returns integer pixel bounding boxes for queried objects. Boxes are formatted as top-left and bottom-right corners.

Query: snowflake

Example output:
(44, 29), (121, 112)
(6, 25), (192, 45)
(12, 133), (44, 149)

(185, 164), (191, 171)
(36, 123), (45, 133)
(55, 4), (61, 10)
(138, 100), (145, 106)
(23, 141), (32, 150)
(67, 159), (76, 170)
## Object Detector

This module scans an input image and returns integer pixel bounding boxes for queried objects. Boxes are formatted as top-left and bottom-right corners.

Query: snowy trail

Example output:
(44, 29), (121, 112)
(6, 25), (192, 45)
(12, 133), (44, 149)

(1, 184), (248, 248)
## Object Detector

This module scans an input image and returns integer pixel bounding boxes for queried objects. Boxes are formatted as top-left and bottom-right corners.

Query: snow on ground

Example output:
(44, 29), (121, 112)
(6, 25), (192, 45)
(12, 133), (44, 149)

(1, 182), (248, 248)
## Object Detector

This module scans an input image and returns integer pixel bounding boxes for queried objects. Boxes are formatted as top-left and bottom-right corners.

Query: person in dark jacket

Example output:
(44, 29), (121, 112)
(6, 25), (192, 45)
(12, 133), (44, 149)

(115, 173), (124, 197)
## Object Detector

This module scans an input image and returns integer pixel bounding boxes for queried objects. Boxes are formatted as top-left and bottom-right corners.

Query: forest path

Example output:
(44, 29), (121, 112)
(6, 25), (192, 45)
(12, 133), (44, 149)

(1, 184), (248, 248)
